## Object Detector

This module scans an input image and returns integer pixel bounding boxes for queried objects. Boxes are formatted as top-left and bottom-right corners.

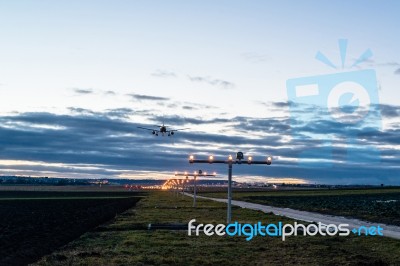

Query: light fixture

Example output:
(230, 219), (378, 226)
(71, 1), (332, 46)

(236, 152), (244, 160)
(188, 152), (273, 223)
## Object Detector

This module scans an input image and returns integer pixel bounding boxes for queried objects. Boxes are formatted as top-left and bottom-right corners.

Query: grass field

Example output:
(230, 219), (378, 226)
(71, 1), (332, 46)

(0, 190), (143, 266)
(35, 190), (400, 266)
(0, 185), (135, 192)
(200, 188), (400, 226)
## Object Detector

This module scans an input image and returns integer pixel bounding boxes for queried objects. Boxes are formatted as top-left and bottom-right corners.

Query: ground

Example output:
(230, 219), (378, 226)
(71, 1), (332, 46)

(34, 189), (400, 266)
(0, 189), (143, 266)
(200, 188), (400, 226)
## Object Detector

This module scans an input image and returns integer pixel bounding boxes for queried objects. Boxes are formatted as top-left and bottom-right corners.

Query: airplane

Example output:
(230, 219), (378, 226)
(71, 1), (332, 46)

(137, 123), (189, 136)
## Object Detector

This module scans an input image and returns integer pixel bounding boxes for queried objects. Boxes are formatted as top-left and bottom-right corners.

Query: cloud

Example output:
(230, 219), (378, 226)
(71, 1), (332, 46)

(68, 107), (96, 115)
(394, 68), (400, 75)
(149, 114), (231, 126)
(128, 94), (170, 101)
(104, 108), (134, 118)
(271, 101), (291, 108)
(257, 101), (292, 109)
(151, 69), (177, 78)
(378, 104), (400, 118)
(104, 90), (116, 95)
(375, 62), (399, 67)
(0, 102), (399, 184)
(67, 107), (134, 119)
(234, 116), (291, 133)
(73, 88), (93, 94)
(188, 76), (234, 89)
(72, 88), (118, 96)
(182, 102), (217, 110)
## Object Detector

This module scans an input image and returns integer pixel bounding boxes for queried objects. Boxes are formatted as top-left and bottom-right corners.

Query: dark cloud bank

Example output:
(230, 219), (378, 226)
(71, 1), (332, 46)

(0, 102), (399, 184)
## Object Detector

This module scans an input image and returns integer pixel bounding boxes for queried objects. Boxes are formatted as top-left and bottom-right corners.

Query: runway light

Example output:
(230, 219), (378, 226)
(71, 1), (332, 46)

(228, 155), (233, 161)
(267, 156), (272, 165)
(189, 155), (194, 163)
(248, 156), (252, 164)
(204, 171), (207, 175)
(194, 171), (197, 175)
(209, 155), (214, 163)
(184, 171), (188, 175)
(213, 172), (216, 175)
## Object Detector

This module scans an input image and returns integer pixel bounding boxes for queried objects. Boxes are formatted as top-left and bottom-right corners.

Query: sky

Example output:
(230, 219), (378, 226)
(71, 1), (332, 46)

(0, 0), (399, 184)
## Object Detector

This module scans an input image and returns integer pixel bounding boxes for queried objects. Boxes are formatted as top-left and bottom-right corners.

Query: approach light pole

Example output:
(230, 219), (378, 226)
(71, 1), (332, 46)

(189, 152), (272, 223)
(175, 170), (217, 207)
(181, 176), (189, 198)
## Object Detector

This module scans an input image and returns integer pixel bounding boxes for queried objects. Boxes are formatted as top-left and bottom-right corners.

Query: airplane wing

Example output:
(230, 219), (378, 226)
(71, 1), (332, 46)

(167, 128), (190, 132)
(137, 127), (157, 131)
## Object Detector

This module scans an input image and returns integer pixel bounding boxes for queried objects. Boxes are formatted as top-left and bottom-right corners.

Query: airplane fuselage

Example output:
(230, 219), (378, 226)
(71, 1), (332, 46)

(160, 126), (167, 133)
